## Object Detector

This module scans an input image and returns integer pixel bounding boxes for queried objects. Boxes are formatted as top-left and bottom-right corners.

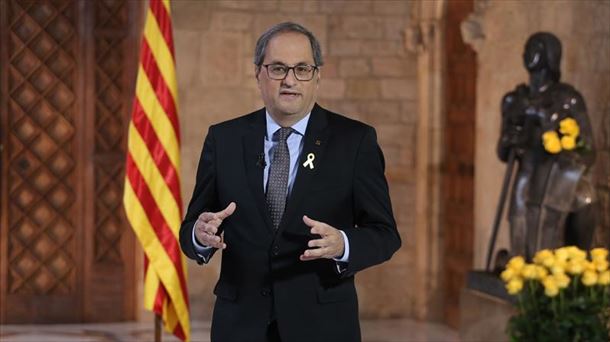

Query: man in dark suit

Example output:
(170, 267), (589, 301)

(180, 22), (401, 342)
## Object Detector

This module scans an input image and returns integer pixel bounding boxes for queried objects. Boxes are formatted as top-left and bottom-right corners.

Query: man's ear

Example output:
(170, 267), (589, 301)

(255, 66), (261, 81)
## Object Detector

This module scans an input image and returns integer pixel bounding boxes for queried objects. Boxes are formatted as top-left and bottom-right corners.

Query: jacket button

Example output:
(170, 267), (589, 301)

(272, 245), (279, 256)
(261, 289), (270, 296)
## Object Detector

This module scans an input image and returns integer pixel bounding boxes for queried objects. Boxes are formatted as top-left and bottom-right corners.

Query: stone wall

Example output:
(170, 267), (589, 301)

(172, 0), (418, 319)
(468, 0), (610, 268)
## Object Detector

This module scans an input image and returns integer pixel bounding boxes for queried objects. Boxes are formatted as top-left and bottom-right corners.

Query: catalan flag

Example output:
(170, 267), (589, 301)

(123, 0), (189, 340)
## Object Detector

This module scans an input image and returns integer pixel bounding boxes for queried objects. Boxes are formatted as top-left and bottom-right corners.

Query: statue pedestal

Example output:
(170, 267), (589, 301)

(460, 271), (516, 341)
(460, 289), (515, 341)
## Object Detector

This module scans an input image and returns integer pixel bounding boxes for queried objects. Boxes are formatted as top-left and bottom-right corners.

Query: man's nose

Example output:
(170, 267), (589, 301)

(281, 69), (298, 86)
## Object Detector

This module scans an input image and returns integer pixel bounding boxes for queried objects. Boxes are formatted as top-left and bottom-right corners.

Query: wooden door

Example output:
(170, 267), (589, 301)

(442, 0), (476, 329)
(0, 0), (141, 323)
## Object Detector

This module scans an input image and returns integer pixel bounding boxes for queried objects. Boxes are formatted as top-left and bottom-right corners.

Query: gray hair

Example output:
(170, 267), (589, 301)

(253, 22), (324, 67)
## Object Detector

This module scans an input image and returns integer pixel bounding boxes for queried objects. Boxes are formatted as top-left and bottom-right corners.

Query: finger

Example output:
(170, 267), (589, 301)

(194, 230), (215, 247)
(217, 202), (236, 220)
(310, 224), (333, 236)
(194, 224), (206, 236)
(219, 235), (227, 250)
(209, 239), (227, 250)
(302, 215), (321, 228)
(203, 222), (218, 234)
(300, 250), (329, 261)
(197, 230), (220, 243)
(201, 235), (224, 249)
(307, 238), (326, 248)
(207, 234), (227, 250)
(213, 241), (227, 250)
(302, 247), (329, 259)
(203, 218), (222, 232)
(206, 240), (225, 249)
(195, 220), (214, 235)
(198, 212), (216, 222)
(300, 254), (318, 261)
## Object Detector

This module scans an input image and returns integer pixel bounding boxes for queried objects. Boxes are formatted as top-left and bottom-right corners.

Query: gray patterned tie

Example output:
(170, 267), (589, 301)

(266, 127), (293, 230)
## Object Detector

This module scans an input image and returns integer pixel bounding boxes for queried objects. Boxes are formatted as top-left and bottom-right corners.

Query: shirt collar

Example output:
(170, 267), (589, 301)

(265, 110), (310, 140)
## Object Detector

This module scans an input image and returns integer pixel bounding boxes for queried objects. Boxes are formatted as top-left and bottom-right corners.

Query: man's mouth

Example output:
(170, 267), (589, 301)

(279, 90), (301, 98)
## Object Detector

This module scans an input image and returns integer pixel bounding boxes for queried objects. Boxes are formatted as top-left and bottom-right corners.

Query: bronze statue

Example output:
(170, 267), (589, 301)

(497, 32), (597, 261)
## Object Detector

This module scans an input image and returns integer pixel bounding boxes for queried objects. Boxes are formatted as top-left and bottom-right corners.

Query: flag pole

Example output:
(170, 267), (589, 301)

(155, 313), (162, 342)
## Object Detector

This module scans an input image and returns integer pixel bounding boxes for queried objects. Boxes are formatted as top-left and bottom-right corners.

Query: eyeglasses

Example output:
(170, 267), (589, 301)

(261, 63), (318, 81)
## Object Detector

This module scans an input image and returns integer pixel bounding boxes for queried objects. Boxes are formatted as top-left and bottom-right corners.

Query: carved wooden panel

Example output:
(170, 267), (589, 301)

(595, 110), (610, 247)
(442, 0), (476, 329)
(0, 0), (141, 323)
(84, 0), (139, 323)
(93, 0), (128, 264)
(5, 0), (78, 298)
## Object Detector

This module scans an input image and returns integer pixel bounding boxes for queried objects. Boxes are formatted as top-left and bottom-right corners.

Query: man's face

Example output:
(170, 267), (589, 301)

(256, 32), (320, 121)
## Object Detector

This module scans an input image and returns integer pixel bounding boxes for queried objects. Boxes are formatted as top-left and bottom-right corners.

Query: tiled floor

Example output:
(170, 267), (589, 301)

(0, 319), (458, 342)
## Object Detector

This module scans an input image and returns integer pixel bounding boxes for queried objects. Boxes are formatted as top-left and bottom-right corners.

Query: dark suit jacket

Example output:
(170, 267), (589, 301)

(180, 104), (401, 342)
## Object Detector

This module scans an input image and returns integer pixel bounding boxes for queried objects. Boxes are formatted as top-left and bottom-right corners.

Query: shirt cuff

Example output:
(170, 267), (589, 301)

(333, 230), (350, 262)
(192, 224), (214, 262)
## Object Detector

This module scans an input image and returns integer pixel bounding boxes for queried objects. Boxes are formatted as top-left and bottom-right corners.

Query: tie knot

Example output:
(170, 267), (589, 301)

(274, 127), (293, 142)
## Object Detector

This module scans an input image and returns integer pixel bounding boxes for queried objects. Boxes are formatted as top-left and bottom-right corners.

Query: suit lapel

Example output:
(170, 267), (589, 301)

(242, 109), (273, 231)
(280, 104), (330, 235)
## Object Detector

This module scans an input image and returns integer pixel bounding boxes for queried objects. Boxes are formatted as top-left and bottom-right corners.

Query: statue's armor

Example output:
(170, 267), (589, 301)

(498, 82), (596, 260)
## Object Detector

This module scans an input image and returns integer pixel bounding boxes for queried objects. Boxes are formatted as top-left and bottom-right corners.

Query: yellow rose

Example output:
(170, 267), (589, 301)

(567, 246), (586, 261)
(584, 260), (596, 272)
(542, 131), (562, 154)
(534, 249), (553, 263)
(522, 264), (537, 279)
(550, 258), (566, 274)
(555, 247), (569, 261)
(501, 268), (516, 282)
(543, 130), (558, 142)
(551, 263), (566, 275)
(560, 135), (576, 150)
(506, 278), (524, 295)
(542, 276), (559, 297)
(591, 248), (609, 262)
(544, 285), (559, 297)
(559, 117), (580, 138)
(533, 250), (555, 268)
(582, 270), (598, 286)
(507, 256), (525, 272)
(543, 257), (555, 268)
(567, 260), (584, 275)
(593, 259), (609, 272)
(554, 273), (571, 289)
(598, 271), (610, 285)
(535, 265), (548, 279)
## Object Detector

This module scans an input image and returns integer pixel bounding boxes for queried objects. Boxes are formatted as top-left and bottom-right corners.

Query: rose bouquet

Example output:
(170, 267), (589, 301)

(502, 246), (610, 341)
(542, 117), (583, 154)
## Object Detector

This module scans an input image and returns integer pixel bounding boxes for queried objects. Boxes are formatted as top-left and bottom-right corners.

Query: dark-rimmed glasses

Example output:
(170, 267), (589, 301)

(262, 63), (318, 81)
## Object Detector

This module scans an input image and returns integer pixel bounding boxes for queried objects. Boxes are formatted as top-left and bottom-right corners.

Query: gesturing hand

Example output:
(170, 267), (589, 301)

(194, 202), (236, 250)
(300, 215), (345, 261)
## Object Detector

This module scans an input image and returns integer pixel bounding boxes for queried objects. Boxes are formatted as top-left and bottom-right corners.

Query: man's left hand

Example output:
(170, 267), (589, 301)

(300, 215), (345, 261)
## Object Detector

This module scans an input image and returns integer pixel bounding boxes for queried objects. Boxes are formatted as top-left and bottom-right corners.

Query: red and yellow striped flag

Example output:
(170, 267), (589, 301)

(123, 0), (189, 340)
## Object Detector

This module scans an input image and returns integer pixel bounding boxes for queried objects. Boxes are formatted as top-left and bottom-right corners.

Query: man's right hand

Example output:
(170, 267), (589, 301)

(194, 202), (236, 250)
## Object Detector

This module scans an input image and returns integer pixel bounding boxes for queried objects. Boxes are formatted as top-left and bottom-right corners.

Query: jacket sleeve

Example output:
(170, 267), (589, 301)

(180, 126), (220, 264)
(341, 127), (401, 276)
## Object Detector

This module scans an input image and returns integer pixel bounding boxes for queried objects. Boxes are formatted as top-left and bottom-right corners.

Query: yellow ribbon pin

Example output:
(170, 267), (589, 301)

(303, 153), (315, 169)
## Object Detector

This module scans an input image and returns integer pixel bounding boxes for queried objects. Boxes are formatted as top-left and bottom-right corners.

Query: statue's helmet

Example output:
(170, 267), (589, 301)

(523, 32), (562, 82)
